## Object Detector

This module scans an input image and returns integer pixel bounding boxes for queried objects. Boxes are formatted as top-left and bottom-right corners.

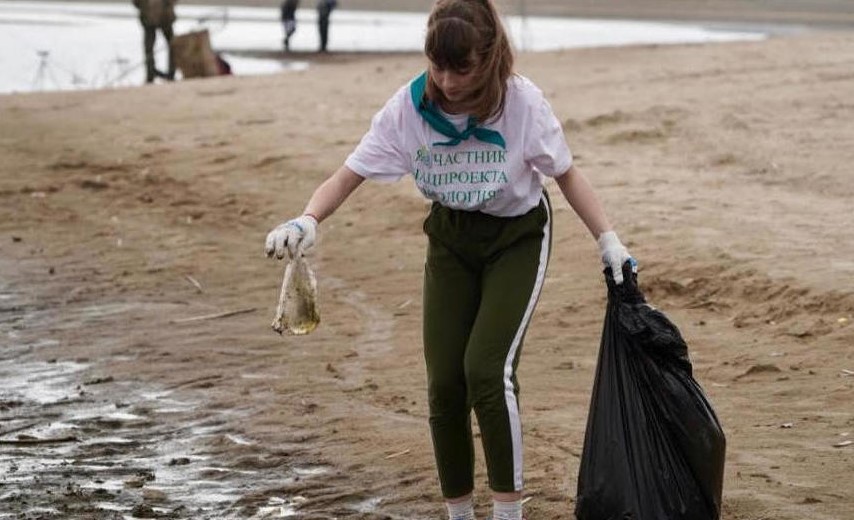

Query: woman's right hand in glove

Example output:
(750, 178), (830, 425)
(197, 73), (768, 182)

(265, 215), (318, 259)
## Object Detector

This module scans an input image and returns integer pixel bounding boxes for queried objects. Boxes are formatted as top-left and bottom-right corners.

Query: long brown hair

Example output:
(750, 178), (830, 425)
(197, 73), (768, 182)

(424, 0), (514, 123)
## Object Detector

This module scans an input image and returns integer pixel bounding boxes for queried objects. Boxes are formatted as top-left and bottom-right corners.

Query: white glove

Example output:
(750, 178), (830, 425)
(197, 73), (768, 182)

(597, 230), (637, 285)
(265, 215), (318, 259)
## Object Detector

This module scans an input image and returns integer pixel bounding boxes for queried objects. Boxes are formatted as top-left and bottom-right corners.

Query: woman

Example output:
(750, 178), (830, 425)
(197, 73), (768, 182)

(265, 1), (635, 518)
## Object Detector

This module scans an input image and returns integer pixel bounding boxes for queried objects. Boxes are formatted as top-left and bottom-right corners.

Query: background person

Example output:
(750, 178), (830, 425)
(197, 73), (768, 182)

(317, 0), (337, 52)
(265, 0), (635, 518)
(133, 0), (177, 83)
(281, 0), (299, 52)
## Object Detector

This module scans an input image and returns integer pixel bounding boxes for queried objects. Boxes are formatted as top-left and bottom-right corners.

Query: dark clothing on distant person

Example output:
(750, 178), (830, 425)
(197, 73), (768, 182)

(134, 0), (177, 83)
(281, 0), (299, 51)
(317, 0), (337, 52)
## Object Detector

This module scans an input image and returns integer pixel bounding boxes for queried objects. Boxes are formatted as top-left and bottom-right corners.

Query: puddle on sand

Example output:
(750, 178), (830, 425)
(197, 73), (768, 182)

(0, 354), (348, 519)
(0, 353), (345, 519)
(0, 285), (388, 519)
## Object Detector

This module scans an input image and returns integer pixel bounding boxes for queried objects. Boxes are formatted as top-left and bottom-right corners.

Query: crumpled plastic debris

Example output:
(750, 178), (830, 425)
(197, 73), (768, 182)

(272, 254), (320, 335)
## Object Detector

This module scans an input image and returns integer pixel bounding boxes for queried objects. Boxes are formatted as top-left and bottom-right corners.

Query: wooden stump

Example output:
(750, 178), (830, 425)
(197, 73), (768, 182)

(171, 29), (220, 79)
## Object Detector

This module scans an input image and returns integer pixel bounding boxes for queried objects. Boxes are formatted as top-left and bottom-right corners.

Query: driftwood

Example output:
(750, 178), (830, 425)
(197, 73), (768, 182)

(0, 421), (40, 438)
(0, 436), (78, 445)
(171, 307), (256, 324)
(384, 449), (411, 460)
(184, 274), (203, 292)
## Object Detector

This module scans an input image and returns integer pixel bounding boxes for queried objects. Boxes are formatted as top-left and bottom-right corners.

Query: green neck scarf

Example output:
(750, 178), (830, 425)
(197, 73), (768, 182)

(410, 72), (506, 150)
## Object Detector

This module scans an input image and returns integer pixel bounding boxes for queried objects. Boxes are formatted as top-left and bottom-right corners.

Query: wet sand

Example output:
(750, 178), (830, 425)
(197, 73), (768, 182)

(2, 2), (854, 519)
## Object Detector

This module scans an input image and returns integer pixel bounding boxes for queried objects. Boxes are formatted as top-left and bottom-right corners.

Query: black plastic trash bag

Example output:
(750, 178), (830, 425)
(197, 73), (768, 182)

(576, 264), (726, 520)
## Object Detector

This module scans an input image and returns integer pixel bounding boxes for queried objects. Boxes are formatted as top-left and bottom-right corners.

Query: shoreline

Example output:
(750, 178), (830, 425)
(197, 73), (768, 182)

(0, 2), (779, 95)
(10, 0), (854, 28)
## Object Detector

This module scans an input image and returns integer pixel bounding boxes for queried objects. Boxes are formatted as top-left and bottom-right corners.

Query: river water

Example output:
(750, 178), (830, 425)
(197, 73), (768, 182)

(0, 0), (771, 94)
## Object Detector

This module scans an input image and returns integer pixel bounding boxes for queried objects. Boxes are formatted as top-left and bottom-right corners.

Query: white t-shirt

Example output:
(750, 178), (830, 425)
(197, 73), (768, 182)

(345, 74), (573, 217)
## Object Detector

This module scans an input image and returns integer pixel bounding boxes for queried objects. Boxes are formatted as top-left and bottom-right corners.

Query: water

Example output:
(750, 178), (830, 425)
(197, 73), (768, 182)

(0, 0), (769, 94)
(0, 349), (347, 518)
(0, 284), (356, 519)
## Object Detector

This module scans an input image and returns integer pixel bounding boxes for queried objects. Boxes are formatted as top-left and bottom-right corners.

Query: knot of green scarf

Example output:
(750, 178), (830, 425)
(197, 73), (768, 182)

(410, 72), (506, 150)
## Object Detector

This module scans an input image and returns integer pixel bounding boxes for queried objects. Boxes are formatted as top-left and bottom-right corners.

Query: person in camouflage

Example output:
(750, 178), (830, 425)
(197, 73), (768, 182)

(133, 0), (177, 83)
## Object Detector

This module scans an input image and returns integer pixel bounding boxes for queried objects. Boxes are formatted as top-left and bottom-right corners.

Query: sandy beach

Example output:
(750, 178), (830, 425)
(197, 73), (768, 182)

(1, 3), (853, 518)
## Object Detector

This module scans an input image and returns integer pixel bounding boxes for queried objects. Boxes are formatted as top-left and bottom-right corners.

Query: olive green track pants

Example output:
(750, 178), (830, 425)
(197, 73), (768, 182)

(422, 192), (552, 497)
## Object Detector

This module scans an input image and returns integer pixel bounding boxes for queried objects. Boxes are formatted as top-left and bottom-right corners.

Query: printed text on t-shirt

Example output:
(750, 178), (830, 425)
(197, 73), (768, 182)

(413, 145), (510, 208)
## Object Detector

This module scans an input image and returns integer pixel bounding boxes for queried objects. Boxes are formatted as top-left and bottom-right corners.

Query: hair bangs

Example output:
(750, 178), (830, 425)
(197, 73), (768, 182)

(424, 0), (514, 122)
(425, 18), (478, 71)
